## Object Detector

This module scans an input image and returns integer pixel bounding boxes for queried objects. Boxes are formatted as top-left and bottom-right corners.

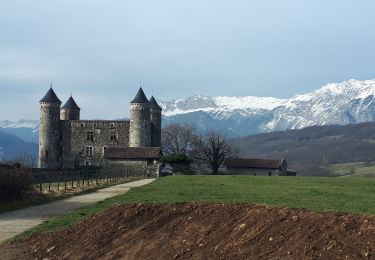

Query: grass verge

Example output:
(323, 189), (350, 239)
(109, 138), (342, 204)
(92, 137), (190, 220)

(0, 177), (141, 214)
(12, 175), (375, 241)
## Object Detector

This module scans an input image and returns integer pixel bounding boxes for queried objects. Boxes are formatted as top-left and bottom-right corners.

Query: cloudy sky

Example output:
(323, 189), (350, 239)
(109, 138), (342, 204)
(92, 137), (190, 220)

(0, 0), (374, 120)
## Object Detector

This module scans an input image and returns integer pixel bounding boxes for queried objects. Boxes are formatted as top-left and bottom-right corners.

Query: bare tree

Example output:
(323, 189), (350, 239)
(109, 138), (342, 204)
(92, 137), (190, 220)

(192, 131), (238, 174)
(162, 123), (197, 155)
(15, 152), (37, 167)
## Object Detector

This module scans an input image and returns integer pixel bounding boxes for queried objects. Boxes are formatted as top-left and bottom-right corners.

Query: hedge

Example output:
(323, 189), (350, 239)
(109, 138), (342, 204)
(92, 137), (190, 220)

(0, 168), (35, 200)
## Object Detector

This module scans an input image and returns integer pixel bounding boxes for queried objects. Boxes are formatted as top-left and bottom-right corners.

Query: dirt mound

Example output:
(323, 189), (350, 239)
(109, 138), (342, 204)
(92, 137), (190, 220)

(6, 203), (375, 259)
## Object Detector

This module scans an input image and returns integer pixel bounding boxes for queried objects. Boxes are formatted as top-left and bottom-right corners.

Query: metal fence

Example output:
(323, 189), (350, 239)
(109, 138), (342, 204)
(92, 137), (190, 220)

(31, 166), (146, 192)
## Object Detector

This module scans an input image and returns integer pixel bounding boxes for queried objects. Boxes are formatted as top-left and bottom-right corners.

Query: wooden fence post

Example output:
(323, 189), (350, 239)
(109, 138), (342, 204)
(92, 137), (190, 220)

(48, 173), (51, 192)
(64, 173), (67, 190)
(39, 171), (43, 192)
(57, 172), (61, 191)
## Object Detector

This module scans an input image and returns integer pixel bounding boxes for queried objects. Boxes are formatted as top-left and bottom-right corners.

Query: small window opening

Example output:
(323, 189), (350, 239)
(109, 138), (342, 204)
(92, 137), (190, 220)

(109, 130), (118, 141)
(85, 146), (93, 157)
(87, 131), (94, 141)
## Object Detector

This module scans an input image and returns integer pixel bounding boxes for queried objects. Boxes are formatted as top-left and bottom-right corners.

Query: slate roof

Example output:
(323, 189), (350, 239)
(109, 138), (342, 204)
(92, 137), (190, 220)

(62, 96), (80, 110)
(104, 147), (161, 160)
(130, 87), (150, 104)
(149, 96), (162, 110)
(224, 158), (285, 169)
(39, 88), (62, 103)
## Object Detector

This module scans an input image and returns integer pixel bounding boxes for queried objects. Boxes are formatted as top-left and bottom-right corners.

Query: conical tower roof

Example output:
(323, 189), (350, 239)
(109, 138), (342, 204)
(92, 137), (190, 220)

(62, 96), (80, 110)
(130, 87), (150, 104)
(39, 87), (61, 103)
(149, 96), (162, 110)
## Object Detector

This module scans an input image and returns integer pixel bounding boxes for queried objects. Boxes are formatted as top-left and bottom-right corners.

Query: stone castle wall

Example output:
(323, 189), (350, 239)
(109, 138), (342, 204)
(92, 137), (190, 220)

(61, 120), (130, 168)
(150, 108), (162, 147)
(60, 108), (80, 121)
(39, 88), (162, 169)
(38, 103), (62, 168)
(129, 103), (151, 147)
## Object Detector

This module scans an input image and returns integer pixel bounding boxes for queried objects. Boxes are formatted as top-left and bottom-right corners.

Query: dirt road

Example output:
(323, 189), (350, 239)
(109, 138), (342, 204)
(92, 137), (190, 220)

(0, 179), (155, 243)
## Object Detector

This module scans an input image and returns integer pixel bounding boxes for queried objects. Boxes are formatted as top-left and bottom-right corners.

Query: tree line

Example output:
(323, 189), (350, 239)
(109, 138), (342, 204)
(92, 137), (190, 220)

(162, 123), (238, 174)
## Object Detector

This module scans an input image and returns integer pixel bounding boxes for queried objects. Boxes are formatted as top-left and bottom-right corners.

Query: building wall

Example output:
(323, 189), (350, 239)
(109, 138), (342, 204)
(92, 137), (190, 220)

(39, 102), (61, 168)
(129, 103), (151, 147)
(60, 108), (80, 121)
(150, 108), (162, 147)
(61, 120), (130, 168)
(225, 168), (282, 176)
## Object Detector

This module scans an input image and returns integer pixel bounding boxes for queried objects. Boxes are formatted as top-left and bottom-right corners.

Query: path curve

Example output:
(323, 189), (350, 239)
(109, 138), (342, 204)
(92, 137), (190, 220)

(0, 179), (155, 243)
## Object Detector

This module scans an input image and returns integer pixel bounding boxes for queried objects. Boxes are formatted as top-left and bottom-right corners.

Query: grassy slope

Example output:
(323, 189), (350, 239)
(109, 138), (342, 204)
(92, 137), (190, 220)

(15, 175), (375, 240)
(233, 122), (375, 176)
(329, 162), (375, 177)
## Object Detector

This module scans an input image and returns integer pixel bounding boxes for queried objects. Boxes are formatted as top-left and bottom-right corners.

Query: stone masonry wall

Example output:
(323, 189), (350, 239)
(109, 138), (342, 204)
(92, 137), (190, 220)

(39, 103), (61, 168)
(150, 108), (162, 147)
(62, 120), (130, 168)
(129, 103), (151, 147)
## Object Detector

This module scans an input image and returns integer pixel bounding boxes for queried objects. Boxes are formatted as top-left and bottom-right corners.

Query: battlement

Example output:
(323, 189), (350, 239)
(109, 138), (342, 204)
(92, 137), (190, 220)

(69, 120), (130, 128)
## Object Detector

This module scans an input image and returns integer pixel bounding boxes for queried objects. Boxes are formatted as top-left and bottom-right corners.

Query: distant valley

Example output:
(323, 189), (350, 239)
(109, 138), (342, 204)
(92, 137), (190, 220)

(233, 122), (375, 176)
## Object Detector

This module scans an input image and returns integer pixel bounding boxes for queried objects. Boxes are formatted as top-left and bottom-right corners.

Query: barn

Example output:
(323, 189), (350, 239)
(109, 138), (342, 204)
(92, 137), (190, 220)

(224, 158), (297, 176)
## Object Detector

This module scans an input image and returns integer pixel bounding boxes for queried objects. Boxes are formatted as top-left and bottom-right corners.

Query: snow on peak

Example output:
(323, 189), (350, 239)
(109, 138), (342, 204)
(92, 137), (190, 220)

(161, 78), (375, 116)
(0, 120), (39, 130)
(214, 96), (286, 110)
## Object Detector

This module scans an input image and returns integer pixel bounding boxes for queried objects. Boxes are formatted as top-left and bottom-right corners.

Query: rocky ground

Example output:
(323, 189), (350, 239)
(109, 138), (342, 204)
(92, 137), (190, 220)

(2, 203), (375, 259)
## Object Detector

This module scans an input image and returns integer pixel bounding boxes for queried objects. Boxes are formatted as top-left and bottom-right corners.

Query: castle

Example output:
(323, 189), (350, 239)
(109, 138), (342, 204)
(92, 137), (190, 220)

(38, 87), (162, 169)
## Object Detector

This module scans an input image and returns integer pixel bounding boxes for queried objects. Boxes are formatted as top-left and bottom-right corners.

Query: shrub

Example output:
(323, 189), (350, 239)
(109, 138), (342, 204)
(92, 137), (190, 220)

(162, 154), (195, 175)
(0, 168), (35, 200)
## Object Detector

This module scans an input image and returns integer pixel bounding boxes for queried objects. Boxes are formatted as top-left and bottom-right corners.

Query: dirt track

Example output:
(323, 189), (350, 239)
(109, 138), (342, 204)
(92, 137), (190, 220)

(3, 203), (375, 259)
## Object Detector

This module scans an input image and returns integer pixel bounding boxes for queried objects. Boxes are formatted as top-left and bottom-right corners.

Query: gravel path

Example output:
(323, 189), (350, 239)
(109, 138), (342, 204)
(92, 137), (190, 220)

(0, 179), (155, 243)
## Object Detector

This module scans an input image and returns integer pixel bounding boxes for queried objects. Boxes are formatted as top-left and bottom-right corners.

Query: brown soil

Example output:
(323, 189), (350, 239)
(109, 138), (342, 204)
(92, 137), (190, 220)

(3, 203), (375, 260)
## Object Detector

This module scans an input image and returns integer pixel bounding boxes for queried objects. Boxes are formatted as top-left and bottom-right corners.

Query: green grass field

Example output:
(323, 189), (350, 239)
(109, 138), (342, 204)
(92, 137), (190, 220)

(328, 162), (375, 177)
(15, 175), (375, 240)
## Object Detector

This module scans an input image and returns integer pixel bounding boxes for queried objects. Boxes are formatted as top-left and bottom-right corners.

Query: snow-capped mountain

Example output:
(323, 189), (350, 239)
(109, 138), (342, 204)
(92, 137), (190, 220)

(160, 79), (375, 137)
(3, 79), (375, 140)
(0, 120), (39, 143)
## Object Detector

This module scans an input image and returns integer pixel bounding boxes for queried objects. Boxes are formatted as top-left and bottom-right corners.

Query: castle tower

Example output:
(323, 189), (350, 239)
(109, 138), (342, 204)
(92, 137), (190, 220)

(60, 96), (80, 120)
(129, 87), (151, 147)
(149, 96), (162, 147)
(38, 87), (62, 168)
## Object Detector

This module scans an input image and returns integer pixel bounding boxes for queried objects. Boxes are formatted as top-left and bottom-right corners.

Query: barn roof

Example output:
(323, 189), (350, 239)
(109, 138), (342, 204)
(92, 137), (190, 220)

(104, 147), (161, 160)
(130, 87), (150, 104)
(224, 158), (286, 169)
(39, 87), (61, 104)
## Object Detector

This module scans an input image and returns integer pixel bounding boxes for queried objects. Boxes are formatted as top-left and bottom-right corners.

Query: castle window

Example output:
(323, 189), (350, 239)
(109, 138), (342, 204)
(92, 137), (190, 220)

(59, 147), (63, 156)
(85, 146), (93, 157)
(109, 130), (118, 141)
(45, 150), (49, 159)
(54, 117), (57, 122)
(103, 146), (108, 155)
(87, 131), (94, 141)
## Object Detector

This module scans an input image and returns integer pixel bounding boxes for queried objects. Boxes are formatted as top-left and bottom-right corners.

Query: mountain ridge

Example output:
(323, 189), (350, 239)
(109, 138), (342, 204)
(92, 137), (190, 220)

(160, 79), (375, 136)
(2, 78), (375, 140)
